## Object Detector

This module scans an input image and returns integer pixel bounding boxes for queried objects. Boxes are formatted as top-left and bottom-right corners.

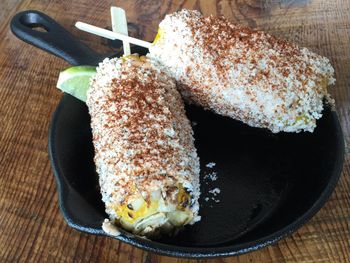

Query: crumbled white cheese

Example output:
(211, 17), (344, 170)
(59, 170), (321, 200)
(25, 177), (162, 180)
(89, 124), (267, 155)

(102, 219), (121, 236)
(206, 162), (216, 168)
(209, 188), (221, 196)
(149, 9), (336, 133)
(204, 171), (218, 181)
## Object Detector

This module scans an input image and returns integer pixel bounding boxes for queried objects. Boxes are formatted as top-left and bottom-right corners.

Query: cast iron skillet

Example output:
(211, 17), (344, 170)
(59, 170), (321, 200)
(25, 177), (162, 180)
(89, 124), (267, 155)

(11, 10), (345, 258)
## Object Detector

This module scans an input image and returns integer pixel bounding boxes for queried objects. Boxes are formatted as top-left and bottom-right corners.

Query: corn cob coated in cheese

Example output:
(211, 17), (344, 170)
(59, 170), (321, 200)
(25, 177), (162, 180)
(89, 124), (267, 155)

(149, 9), (335, 133)
(86, 55), (200, 237)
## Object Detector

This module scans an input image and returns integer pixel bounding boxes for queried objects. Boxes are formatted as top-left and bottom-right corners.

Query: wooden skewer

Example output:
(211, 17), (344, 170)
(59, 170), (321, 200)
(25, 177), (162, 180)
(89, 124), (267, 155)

(111, 7), (131, 56)
(75, 21), (152, 49)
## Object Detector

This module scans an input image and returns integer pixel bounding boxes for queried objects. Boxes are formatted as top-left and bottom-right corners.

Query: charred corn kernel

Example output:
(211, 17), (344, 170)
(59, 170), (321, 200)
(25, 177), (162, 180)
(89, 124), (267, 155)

(149, 10), (336, 133)
(176, 185), (190, 211)
(87, 55), (200, 237)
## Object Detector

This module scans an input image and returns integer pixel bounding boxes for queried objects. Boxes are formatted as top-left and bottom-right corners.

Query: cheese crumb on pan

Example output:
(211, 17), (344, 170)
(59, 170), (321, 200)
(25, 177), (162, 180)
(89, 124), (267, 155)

(102, 219), (121, 236)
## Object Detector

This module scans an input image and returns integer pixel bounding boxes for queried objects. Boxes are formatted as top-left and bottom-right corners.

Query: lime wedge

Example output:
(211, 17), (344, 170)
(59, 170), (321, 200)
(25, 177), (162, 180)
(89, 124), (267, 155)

(57, 66), (96, 102)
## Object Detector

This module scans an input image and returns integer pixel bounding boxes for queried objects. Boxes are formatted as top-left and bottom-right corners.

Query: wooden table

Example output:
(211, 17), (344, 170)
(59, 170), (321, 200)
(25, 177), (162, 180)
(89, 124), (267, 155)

(1, 0), (349, 262)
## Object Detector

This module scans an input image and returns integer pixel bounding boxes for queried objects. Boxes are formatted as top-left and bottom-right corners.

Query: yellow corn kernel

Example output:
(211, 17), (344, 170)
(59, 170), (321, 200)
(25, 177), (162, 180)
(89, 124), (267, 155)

(116, 198), (159, 225)
(153, 28), (164, 45)
(114, 184), (191, 228)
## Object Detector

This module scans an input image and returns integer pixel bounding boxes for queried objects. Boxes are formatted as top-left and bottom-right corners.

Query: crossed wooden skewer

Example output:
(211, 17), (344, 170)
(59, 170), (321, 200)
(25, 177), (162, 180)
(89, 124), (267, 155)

(76, 7), (152, 53)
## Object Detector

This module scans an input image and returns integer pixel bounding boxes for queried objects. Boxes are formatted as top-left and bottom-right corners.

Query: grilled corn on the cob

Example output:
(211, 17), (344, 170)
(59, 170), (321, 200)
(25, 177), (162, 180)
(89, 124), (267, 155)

(86, 55), (200, 237)
(149, 9), (335, 133)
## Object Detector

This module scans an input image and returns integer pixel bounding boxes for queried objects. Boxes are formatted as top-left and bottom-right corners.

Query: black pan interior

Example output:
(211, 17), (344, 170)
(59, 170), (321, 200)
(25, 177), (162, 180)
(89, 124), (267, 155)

(49, 93), (344, 257)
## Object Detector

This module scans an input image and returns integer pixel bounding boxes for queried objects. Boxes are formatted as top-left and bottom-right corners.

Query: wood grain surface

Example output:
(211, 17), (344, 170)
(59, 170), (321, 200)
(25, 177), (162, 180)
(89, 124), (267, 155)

(0, 0), (350, 262)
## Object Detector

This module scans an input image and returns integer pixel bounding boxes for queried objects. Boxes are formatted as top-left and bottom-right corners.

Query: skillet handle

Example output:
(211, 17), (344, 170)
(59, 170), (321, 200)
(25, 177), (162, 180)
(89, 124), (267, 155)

(10, 10), (107, 66)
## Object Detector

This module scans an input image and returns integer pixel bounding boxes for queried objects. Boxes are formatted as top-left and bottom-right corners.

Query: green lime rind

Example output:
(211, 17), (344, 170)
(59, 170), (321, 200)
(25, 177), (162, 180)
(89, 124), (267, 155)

(56, 66), (96, 102)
